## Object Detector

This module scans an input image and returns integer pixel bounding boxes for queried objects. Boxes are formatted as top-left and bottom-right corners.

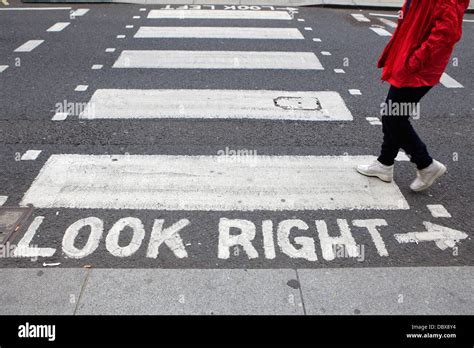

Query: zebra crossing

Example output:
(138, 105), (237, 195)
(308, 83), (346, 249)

(1, 5), (472, 317)
(3, 6), (469, 271)
(25, 7), (391, 215)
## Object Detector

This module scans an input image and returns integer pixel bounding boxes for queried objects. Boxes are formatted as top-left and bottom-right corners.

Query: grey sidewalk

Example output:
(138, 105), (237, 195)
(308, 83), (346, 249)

(1, 267), (473, 315)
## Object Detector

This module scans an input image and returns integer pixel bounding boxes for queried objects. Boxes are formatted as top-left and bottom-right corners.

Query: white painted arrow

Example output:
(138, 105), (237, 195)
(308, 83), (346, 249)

(394, 222), (468, 250)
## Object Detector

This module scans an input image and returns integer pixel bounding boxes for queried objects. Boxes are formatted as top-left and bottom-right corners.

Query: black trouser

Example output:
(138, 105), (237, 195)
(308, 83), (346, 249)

(378, 85), (433, 170)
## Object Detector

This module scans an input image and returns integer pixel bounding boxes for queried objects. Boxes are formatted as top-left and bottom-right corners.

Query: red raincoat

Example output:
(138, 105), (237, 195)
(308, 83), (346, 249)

(378, 0), (470, 87)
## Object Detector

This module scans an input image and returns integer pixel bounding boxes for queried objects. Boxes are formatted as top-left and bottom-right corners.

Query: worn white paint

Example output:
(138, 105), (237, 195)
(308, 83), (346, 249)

(148, 9), (292, 20)
(262, 220), (276, 259)
(105, 48), (116, 53)
(427, 205), (452, 218)
(304, 27), (312, 31)
(334, 69), (345, 73)
(79, 89), (352, 121)
(126, 25), (134, 29)
(13, 217), (56, 258)
(105, 217), (146, 257)
(14, 40), (44, 52)
(353, 219), (389, 257)
(440, 73), (464, 88)
(113, 50), (324, 70)
(351, 13), (370, 22)
(218, 218), (259, 259)
(91, 65), (103, 70)
(395, 151), (410, 161)
(71, 9), (89, 17)
(369, 13), (399, 18)
(370, 27), (392, 36)
(0, 65), (8, 73)
(349, 89), (361, 95)
(47, 22), (70, 32)
(116, 35), (125, 39)
(277, 219), (317, 261)
(378, 17), (397, 28)
(321, 51), (331, 56)
(51, 112), (68, 121)
(21, 155), (409, 211)
(0, 196), (7, 206)
(312, 38), (321, 42)
(21, 150), (41, 161)
(146, 219), (189, 259)
(394, 222), (467, 250)
(62, 217), (104, 259)
(75, 85), (88, 92)
(316, 219), (359, 261)
(134, 27), (304, 40)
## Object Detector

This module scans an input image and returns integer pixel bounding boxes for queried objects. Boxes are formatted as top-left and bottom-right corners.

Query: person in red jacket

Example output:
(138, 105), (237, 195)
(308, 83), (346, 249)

(357, 0), (470, 191)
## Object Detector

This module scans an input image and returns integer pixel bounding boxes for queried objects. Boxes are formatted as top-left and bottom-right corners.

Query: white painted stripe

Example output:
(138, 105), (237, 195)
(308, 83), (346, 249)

(378, 18), (397, 28)
(427, 205), (452, 218)
(304, 27), (312, 31)
(126, 25), (134, 29)
(370, 120), (382, 126)
(464, 19), (474, 22)
(52, 112), (68, 121)
(297, 18), (305, 22)
(0, 196), (7, 206)
(351, 13), (370, 22)
(365, 117), (379, 121)
(0, 65), (8, 73)
(395, 152), (410, 161)
(370, 27), (392, 36)
(21, 155), (409, 211)
(369, 13), (399, 18)
(312, 38), (321, 42)
(117, 35), (126, 39)
(349, 89), (361, 95)
(0, 7), (72, 11)
(334, 69), (345, 73)
(148, 9), (292, 20)
(140, 8), (146, 11)
(47, 22), (70, 32)
(79, 89), (352, 121)
(133, 16), (140, 19)
(134, 27), (304, 40)
(113, 50), (324, 70)
(21, 150), (42, 161)
(91, 65), (103, 70)
(14, 40), (44, 52)
(75, 85), (88, 92)
(71, 9), (89, 17)
(440, 73), (464, 88)
(105, 48), (116, 53)
(321, 51), (331, 56)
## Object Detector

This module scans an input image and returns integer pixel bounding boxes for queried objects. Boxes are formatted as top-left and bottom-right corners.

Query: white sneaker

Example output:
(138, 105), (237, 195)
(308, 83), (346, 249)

(356, 160), (394, 182)
(410, 159), (447, 192)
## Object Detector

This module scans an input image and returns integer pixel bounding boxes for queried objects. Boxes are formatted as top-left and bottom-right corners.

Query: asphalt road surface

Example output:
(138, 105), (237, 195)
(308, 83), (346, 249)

(0, 1), (472, 315)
